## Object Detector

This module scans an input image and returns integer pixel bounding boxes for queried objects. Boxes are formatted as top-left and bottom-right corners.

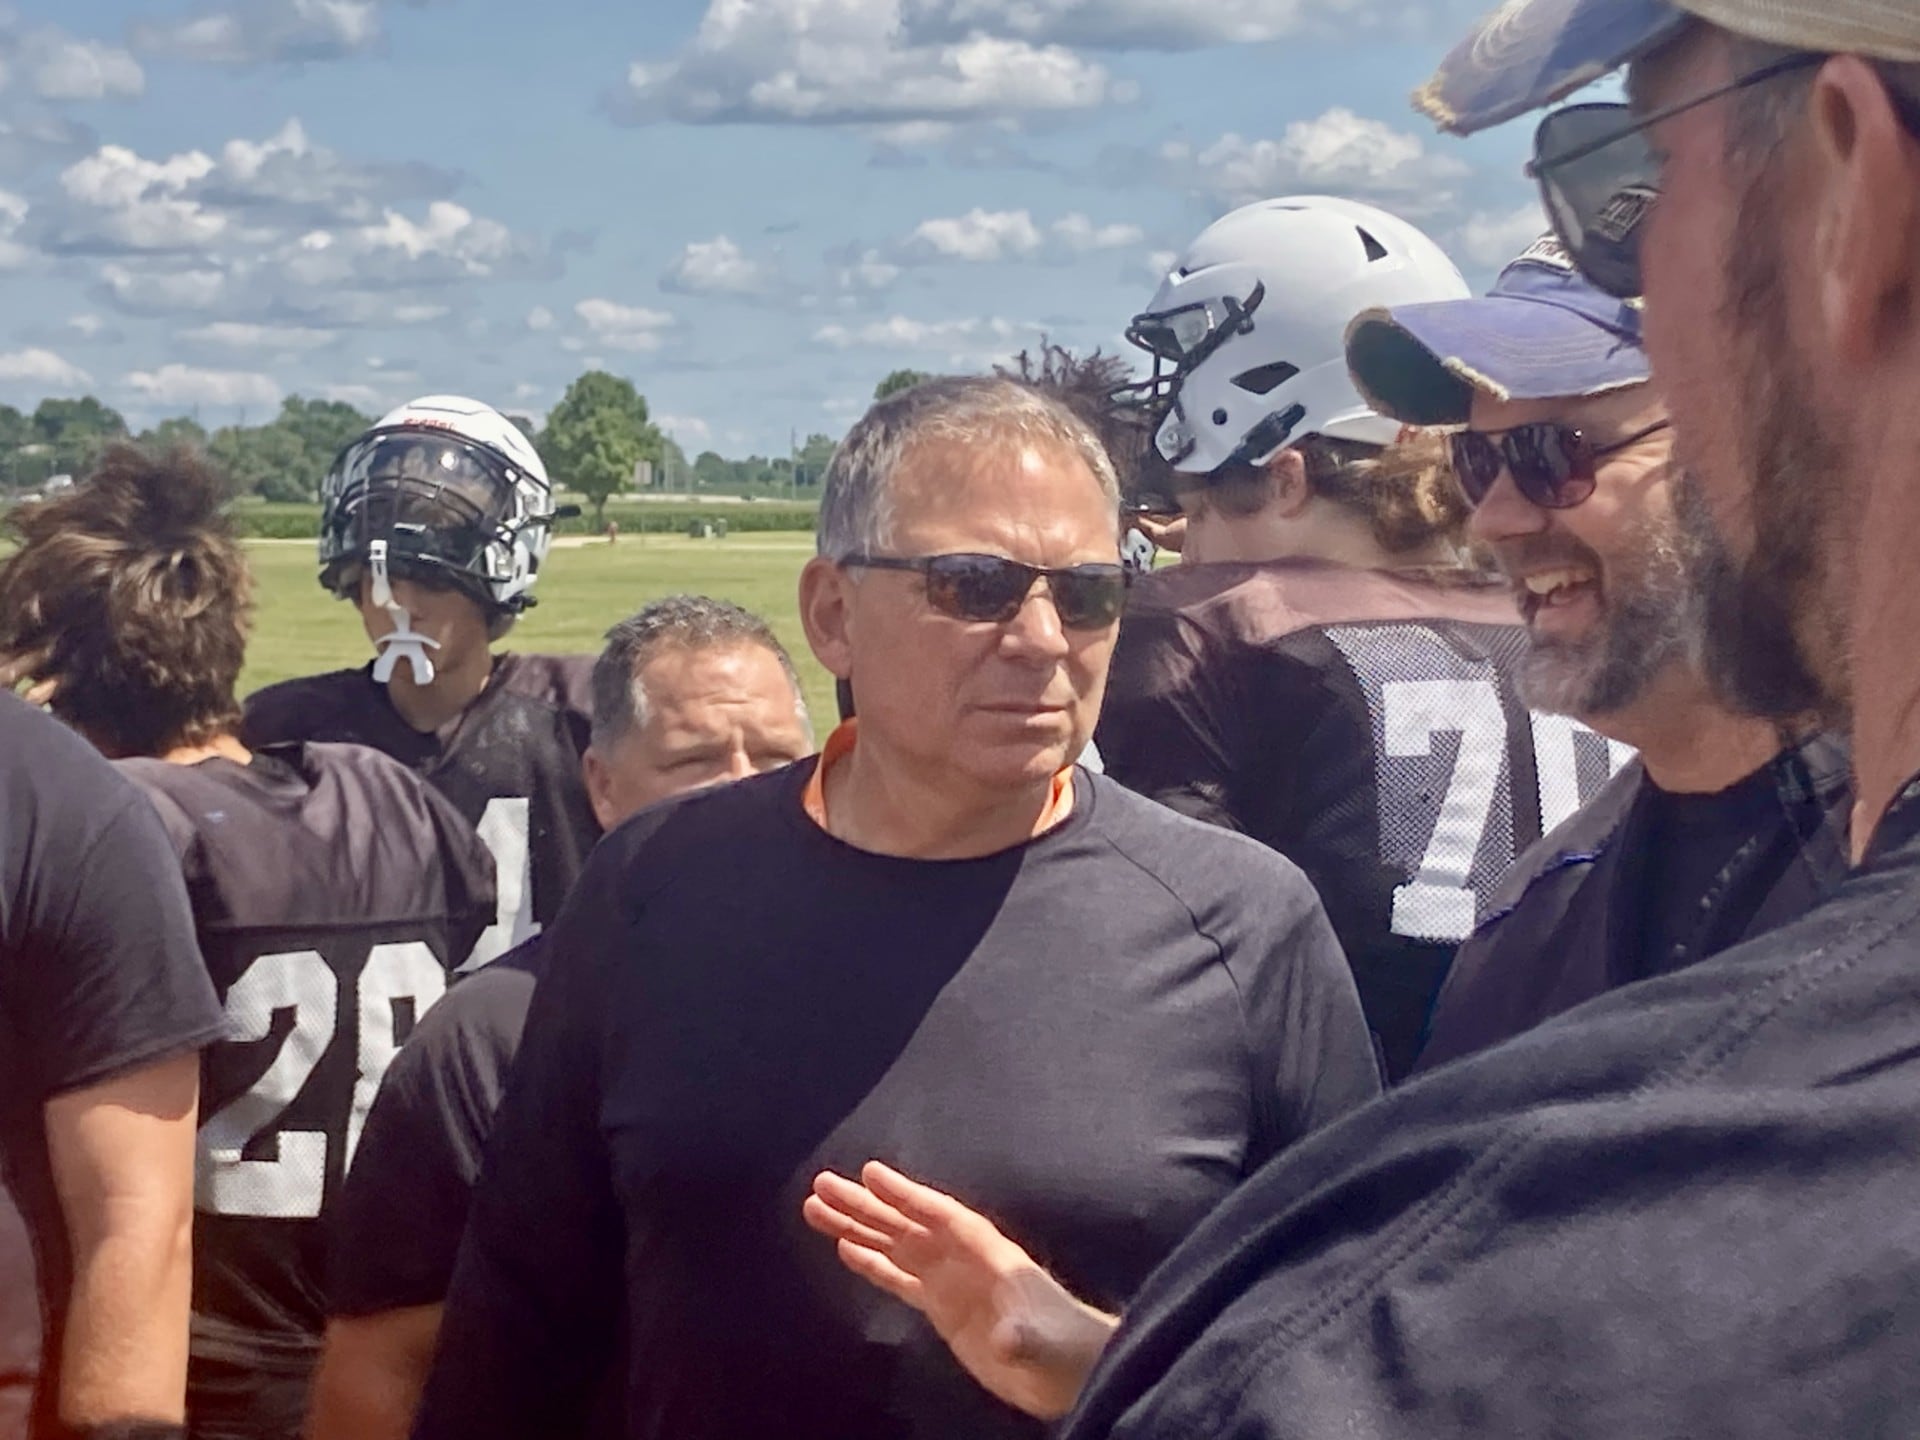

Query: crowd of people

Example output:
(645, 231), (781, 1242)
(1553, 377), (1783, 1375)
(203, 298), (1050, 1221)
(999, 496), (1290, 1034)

(4, 0), (1920, 1433)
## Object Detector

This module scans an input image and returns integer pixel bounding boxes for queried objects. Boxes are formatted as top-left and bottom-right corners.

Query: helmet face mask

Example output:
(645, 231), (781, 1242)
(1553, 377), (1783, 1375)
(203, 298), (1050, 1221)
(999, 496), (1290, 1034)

(317, 395), (561, 616)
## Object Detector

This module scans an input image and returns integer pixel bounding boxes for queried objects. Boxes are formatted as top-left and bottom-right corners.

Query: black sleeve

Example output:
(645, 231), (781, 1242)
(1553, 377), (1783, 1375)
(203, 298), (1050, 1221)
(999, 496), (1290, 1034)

(328, 960), (537, 1316)
(1097, 610), (1243, 832)
(8, 728), (225, 1098)
(1228, 863), (1382, 1159)
(413, 865), (628, 1438)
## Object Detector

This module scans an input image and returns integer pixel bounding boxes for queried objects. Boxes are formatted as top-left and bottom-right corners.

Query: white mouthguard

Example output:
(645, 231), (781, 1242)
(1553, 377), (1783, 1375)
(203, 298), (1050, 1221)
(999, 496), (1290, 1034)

(367, 539), (441, 685)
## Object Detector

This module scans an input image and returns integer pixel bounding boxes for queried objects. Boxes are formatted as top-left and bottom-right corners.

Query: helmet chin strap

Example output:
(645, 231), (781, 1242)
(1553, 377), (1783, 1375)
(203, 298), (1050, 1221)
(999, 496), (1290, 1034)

(367, 540), (441, 686)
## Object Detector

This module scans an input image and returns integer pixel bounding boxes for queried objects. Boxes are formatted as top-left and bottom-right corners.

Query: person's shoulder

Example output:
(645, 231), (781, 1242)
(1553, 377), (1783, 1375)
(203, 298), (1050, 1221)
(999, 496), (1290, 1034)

(494, 652), (597, 719)
(1082, 771), (1320, 910)
(1475, 758), (1646, 936)
(593, 760), (814, 880)
(241, 667), (375, 742)
(1, 697), (155, 859)
(405, 939), (546, 1071)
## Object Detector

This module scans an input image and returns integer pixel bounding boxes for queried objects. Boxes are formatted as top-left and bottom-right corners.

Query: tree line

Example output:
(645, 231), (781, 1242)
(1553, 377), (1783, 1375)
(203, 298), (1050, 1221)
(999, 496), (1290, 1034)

(0, 371), (841, 525)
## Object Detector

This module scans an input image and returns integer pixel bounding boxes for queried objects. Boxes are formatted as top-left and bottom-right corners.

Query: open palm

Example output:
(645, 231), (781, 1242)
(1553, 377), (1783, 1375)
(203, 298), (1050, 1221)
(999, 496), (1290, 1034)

(802, 1160), (1117, 1421)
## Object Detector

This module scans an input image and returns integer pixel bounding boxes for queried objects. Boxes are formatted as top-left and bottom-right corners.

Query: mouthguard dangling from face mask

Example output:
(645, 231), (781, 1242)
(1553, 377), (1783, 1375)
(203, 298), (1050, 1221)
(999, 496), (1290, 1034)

(367, 539), (441, 685)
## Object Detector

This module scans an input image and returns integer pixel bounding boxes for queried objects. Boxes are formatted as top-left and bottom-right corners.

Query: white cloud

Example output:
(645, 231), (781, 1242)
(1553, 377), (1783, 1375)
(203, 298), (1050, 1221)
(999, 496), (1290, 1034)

(0, 189), (29, 268)
(1454, 201), (1548, 270)
(575, 297), (676, 351)
(178, 320), (336, 351)
(68, 313), (107, 338)
(318, 381), (389, 409)
(526, 305), (555, 331)
(134, 0), (383, 66)
(909, 207), (1043, 262)
(902, 207), (1142, 264)
(1049, 211), (1140, 252)
(616, 0), (1124, 128)
(899, 0), (1378, 49)
(357, 201), (516, 273)
(98, 263), (228, 312)
(29, 38), (146, 100)
(1149, 108), (1471, 215)
(834, 247), (901, 295)
(126, 362), (283, 409)
(0, 347), (91, 390)
(656, 413), (714, 447)
(662, 234), (771, 295)
(55, 143), (225, 252)
(814, 313), (1029, 355)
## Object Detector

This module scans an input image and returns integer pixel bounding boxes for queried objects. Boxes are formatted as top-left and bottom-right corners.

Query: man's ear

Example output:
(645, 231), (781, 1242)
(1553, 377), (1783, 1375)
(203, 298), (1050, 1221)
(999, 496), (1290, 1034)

(1807, 55), (1920, 365)
(582, 746), (619, 832)
(799, 556), (856, 681)
(1264, 447), (1313, 518)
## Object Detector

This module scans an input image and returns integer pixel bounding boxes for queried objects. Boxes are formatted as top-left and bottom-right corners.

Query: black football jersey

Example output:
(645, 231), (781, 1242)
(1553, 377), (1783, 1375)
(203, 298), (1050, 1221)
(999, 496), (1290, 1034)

(242, 653), (599, 970)
(116, 743), (495, 1403)
(1097, 558), (1632, 1079)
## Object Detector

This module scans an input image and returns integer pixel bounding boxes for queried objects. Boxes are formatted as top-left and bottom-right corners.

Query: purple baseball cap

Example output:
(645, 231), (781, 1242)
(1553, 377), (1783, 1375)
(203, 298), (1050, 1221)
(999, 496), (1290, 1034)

(1414, 0), (1690, 136)
(1343, 232), (1649, 427)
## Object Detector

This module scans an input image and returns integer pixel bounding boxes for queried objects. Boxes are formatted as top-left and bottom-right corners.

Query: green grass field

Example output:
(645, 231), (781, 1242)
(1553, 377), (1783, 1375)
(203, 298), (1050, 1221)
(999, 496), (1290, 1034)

(240, 534), (839, 723)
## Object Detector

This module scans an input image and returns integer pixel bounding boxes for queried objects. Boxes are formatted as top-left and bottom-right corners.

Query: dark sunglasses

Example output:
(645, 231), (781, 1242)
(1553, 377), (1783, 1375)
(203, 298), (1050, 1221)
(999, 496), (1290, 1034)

(1529, 54), (1920, 300)
(1450, 418), (1673, 510)
(841, 552), (1131, 629)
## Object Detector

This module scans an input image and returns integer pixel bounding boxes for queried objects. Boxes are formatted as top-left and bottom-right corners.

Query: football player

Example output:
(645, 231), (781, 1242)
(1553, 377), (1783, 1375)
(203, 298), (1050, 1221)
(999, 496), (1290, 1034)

(0, 445), (496, 1440)
(1096, 196), (1631, 1078)
(242, 395), (598, 969)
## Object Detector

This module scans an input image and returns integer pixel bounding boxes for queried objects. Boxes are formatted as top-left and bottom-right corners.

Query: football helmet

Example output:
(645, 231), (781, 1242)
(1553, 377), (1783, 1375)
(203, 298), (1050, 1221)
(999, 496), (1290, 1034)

(1123, 197), (1469, 477)
(319, 394), (562, 614)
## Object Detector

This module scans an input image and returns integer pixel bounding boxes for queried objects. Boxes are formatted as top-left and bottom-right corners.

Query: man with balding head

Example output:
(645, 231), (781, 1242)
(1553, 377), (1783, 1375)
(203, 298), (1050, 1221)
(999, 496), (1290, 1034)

(413, 376), (1377, 1440)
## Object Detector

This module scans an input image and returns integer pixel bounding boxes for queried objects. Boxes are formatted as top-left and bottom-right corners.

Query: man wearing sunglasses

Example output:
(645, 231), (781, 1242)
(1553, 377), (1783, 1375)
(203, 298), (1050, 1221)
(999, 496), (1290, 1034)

(1342, 232), (1850, 1072)
(1010, 4), (1920, 1437)
(414, 375), (1380, 1439)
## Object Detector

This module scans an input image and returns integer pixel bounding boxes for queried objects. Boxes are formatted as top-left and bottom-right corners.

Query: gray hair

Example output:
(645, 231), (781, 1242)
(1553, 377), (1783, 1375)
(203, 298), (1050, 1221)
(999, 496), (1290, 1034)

(590, 595), (810, 750)
(1720, 36), (1920, 165)
(815, 374), (1123, 561)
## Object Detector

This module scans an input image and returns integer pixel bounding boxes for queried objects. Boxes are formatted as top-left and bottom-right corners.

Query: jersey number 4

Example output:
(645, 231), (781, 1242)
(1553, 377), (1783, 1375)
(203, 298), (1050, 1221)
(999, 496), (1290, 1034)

(196, 943), (448, 1219)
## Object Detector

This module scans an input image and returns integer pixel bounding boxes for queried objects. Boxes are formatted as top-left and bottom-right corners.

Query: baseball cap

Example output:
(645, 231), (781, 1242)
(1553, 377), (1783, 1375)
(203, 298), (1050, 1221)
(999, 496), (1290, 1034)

(1344, 232), (1648, 426)
(1418, 0), (1920, 137)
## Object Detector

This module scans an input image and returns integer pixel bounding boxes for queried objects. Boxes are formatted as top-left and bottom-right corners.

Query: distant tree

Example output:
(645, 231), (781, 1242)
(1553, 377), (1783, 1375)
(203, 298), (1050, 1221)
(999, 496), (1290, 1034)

(794, 432), (836, 487)
(656, 435), (689, 488)
(507, 414), (539, 442)
(275, 396), (372, 474)
(539, 371), (661, 524)
(139, 416), (210, 452)
(32, 396), (128, 476)
(873, 369), (933, 402)
(692, 450), (730, 490)
(0, 403), (30, 493)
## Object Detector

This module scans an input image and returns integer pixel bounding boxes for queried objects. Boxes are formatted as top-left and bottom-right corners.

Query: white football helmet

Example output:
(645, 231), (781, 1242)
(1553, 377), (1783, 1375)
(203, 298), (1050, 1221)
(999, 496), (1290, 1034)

(1125, 197), (1469, 476)
(319, 394), (564, 614)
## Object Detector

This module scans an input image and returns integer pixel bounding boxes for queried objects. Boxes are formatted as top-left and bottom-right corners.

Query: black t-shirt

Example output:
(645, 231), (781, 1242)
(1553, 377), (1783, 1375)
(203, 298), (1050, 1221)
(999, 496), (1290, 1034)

(1053, 780), (1920, 1439)
(117, 743), (495, 1440)
(327, 936), (546, 1317)
(0, 695), (225, 1440)
(241, 653), (599, 969)
(416, 763), (1380, 1440)
(1097, 558), (1631, 1079)
(1633, 765), (1800, 980)
(1416, 737), (1852, 1073)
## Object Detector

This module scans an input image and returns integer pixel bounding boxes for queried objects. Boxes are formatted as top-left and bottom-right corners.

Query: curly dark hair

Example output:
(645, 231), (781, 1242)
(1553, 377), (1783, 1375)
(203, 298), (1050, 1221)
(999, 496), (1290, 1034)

(998, 340), (1170, 508)
(0, 443), (252, 757)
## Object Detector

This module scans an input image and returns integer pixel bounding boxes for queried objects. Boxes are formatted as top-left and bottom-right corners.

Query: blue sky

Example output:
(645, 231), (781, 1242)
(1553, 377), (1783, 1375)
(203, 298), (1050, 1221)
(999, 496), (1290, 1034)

(0, 0), (1552, 457)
